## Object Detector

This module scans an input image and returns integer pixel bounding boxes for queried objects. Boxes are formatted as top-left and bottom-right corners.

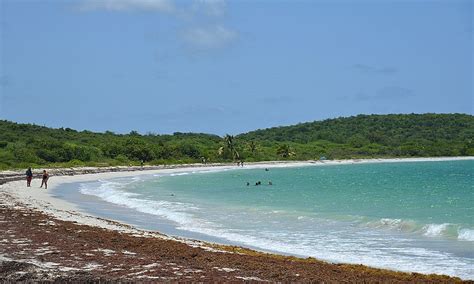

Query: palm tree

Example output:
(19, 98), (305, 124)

(248, 141), (258, 155)
(277, 144), (295, 158)
(218, 134), (240, 161)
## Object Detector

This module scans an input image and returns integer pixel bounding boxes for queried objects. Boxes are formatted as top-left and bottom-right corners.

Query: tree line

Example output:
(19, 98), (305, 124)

(0, 113), (472, 169)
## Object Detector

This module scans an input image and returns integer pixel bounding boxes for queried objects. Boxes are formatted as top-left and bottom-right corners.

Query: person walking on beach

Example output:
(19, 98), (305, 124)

(25, 167), (33, 187)
(40, 170), (49, 189)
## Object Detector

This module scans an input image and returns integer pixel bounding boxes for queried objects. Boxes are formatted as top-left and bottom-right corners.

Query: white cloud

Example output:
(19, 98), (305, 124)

(193, 0), (226, 17)
(182, 25), (237, 50)
(80, 0), (175, 13)
(79, 0), (238, 51)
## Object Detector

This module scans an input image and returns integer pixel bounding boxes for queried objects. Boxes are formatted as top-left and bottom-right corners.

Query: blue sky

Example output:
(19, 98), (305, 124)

(0, 0), (472, 135)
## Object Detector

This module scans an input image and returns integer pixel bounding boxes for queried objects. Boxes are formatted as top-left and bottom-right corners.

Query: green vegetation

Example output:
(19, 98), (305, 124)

(0, 113), (473, 169)
(238, 113), (474, 160)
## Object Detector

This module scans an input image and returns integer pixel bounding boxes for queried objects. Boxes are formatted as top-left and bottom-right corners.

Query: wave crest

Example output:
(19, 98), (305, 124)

(367, 218), (473, 242)
(422, 223), (451, 237)
(368, 218), (418, 232)
(458, 229), (474, 241)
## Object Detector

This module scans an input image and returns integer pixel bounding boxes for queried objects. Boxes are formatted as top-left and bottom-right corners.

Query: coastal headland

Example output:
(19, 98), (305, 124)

(1, 157), (472, 282)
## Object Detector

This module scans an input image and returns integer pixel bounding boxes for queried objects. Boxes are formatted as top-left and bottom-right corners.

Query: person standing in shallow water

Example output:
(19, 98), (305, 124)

(40, 170), (49, 189)
(25, 167), (33, 187)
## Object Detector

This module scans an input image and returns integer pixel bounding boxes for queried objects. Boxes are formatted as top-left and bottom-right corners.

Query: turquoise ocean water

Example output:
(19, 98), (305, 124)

(57, 160), (474, 279)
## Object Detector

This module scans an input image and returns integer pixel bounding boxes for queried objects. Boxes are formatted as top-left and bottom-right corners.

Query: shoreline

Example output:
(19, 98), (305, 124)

(1, 157), (473, 282)
(4, 156), (473, 232)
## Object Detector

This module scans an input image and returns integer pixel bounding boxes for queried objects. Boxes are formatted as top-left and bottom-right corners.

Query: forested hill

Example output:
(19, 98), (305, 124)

(0, 113), (473, 169)
(238, 113), (473, 145)
(237, 113), (473, 159)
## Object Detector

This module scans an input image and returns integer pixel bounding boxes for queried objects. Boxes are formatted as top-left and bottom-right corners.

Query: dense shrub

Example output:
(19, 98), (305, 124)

(0, 113), (472, 169)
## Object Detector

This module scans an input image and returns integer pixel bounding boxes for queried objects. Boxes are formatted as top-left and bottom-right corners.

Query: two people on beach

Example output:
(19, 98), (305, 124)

(26, 168), (49, 189)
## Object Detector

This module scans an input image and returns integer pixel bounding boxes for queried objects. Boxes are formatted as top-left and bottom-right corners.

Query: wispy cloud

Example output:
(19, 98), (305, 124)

(192, 0), (226, 17)
(353, 64), (398, 75)
(80, 0), (175, 12)
(79, 0), (237, 51)
(354, 86), (414, 102)
(182, 25), (237, 50)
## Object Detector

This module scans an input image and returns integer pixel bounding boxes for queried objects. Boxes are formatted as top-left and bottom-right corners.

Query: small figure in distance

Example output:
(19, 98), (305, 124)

(241, 161), (244, 167)
(268, 181), (272, 185)
(26, 167), (33, 187)
(255, 181), (261, 186)
(265, 168), (269, 171)
(246, 182), (250, 186)
(40, 170), (49, 189)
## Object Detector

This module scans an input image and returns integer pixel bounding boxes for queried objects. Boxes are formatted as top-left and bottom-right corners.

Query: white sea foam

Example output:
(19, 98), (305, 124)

(458, 229), (474, 241)
(422, 223), (450, 237)
(192, 168), (231, 174)
(169, 172), (189, 176)
(366, 219), (470, 241)
(172, 220), (474, 280)
(152, 168), (230, 177)
(79, 181), (199, 227)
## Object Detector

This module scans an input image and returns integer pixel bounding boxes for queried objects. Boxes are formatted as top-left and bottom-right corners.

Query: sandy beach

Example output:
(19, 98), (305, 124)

(1, 157), (472, 282)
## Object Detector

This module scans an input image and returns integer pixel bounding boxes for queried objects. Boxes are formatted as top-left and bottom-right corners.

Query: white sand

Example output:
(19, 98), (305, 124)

(1, 157), (473, 237)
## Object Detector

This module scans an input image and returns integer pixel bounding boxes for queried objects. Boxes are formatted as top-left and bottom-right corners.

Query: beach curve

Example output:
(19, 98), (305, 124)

(1, 157), (473, 282)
